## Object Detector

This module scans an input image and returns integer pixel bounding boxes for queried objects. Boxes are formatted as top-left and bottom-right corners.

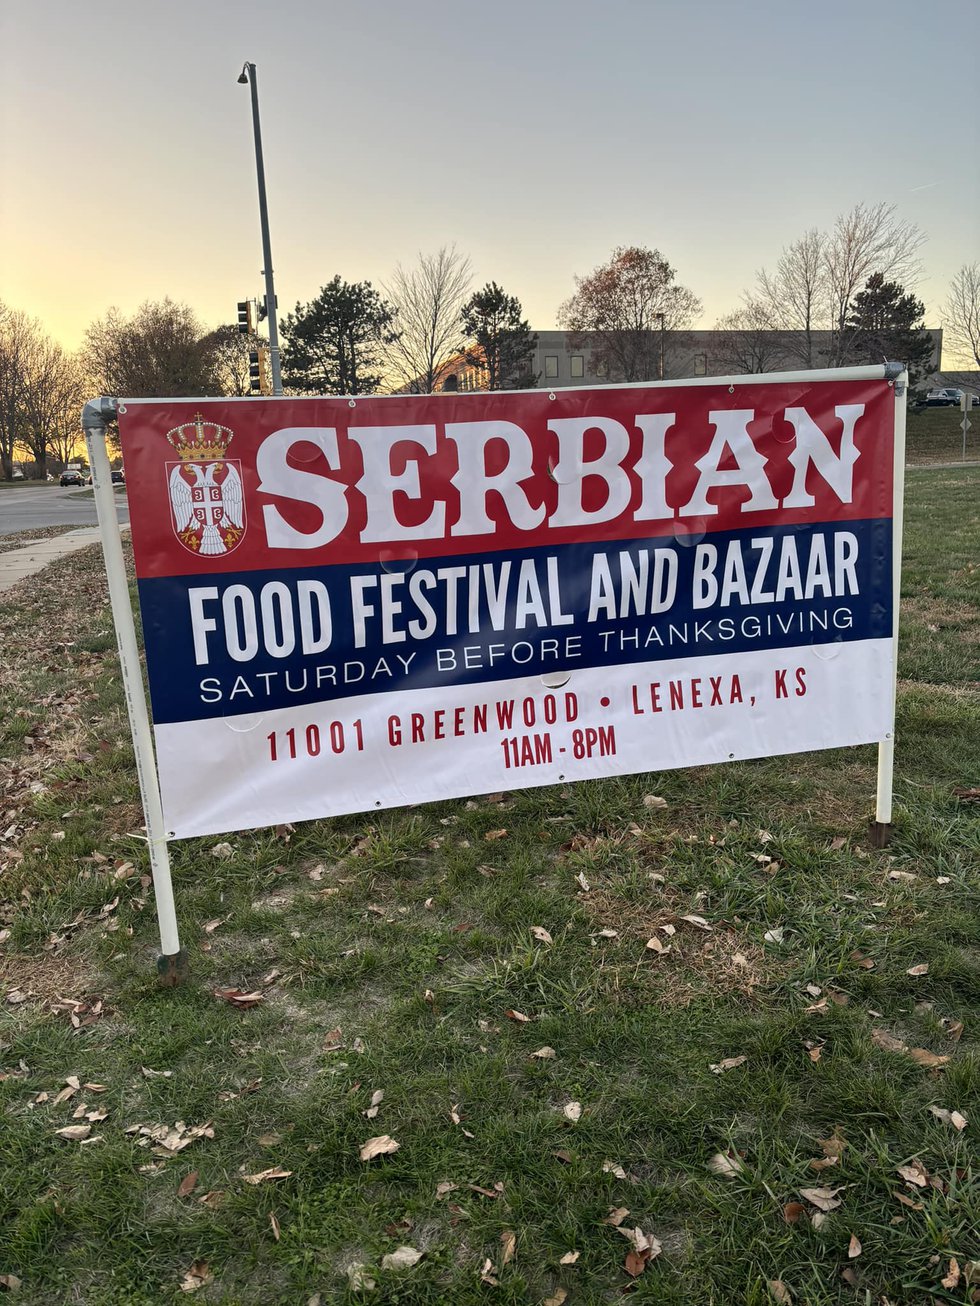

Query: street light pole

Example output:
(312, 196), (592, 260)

(238, 62), (282, 396)
(657, 312), (666, 381)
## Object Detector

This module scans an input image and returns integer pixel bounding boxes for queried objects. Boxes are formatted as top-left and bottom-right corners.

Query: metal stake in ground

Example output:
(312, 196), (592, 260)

(871, 362), (908, 849)
(82, 397), (187, 984)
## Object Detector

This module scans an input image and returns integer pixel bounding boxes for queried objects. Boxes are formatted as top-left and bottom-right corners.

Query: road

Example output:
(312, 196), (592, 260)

(0, 485), (130, 536)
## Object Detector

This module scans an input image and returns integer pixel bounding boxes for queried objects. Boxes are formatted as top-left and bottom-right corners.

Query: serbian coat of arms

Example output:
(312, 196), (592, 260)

(166, 414), (246, 556)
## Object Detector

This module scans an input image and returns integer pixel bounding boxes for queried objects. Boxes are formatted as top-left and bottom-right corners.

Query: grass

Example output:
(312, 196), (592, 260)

(0, 468), (978, 1304)
(906, 405), (978, 466)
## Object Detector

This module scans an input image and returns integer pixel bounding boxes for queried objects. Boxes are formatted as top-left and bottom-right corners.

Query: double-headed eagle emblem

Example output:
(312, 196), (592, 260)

(166, 414), (246, 556)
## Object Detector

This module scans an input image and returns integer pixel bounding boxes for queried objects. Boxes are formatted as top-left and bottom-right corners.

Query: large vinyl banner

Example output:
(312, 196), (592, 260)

(119, 376), (897, 838)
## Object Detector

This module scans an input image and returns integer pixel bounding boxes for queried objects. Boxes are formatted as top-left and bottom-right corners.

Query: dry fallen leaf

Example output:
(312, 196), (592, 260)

(707, 1152), (744, 1178)
(241, 1167), (292, 1184)
(484, 829), (508, 842)
(55, 1125), (91, 1142)
(709, 1056), (747, 1075)
(907, 1047), (949, 1069)
(602, 1207), (630, 1226)
(848, 1234), (862, 1258)
(268, 1212), (281, 1241)
(179, 1260), (212, 1293)
(213, 988), (264, 1009)
(363, 1089), (385, 1120)
(347, 1263), (376, 1292)
(799, 1186), (844, 1212)
(506, 1009), (531, 1024)
(768, 1282), (793, 1305)
(0, 1275), (23, 1291)
(543, 1290), (568, 1306)
(177, 1171), (198, 1198)
(928, 1105), (968, 1130)
(359, 1135), (400, 1162)
(563, 1102), (582, 1122)
(897, 1159), (929, 1188)
(643, 794), (668, 809)
(499, 1230), (516, 1267)
(906, 963), (929, 977)
(941, 1258), (961, 1290)
(531, 926), (553, 944)
(531, 1046), (556, 1060)
(783, 1202), (806, 1224)
(645, 936), (667, 954)
(381, 1245), (423, 1271)
(559, 1250), (579, 1265)
(602, 1161), (628, 1179)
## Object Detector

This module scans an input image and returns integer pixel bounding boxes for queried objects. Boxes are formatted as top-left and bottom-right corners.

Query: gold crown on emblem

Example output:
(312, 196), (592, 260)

(166, 413), (234, 461)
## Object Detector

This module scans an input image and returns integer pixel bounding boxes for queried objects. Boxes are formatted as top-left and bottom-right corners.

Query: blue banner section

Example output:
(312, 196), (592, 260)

(137, 519), (892, 724)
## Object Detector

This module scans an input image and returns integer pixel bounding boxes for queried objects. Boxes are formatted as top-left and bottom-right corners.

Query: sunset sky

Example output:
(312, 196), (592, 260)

(2, 0), (977, 358)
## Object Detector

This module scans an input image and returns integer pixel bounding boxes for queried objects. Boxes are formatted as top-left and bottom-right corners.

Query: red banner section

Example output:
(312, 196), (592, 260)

(120, 380), (894, 581)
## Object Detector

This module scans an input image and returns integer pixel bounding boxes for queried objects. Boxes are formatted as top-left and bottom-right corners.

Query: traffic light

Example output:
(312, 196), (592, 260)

(237, 300), (254, 335)
(248, 346), (270, 395)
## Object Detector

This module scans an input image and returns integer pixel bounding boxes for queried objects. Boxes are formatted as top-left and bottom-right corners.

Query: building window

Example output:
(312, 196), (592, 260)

(545, 355), (559, 379)
(595, 360), (607, 377)
(694, 353), (707, 377)
(570, 355), (584, 379)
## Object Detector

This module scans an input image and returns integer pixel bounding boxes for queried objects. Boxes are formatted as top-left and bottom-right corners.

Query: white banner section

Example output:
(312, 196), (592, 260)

(156, 640), (892, 838)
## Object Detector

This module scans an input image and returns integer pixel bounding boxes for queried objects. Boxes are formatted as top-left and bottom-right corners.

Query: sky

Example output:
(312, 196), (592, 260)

(1, 0), (978, 358)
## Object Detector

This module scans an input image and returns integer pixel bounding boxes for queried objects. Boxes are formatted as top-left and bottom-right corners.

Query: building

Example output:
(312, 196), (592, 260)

(432, 327), (943, 392)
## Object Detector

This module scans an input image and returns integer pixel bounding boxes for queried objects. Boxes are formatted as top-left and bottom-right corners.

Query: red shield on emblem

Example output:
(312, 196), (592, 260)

(167, 458), (247, 557)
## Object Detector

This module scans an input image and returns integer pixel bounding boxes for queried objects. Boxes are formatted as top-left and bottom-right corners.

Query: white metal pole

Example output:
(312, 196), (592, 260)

(82, 399), (185, 979)
(873, 365), (908, 844)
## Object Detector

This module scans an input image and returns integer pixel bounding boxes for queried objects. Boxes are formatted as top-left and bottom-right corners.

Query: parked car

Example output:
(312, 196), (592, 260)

(84, 469), (125, 485)
(924, 387), (963, 407)
(60, 469), (85, 487)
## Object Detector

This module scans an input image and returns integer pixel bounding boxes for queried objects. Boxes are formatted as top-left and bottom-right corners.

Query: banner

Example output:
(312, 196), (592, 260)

(119, 376), (897, 838)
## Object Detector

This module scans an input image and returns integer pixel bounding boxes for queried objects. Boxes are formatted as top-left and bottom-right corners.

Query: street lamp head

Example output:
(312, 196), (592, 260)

(237, 63), (250, 84)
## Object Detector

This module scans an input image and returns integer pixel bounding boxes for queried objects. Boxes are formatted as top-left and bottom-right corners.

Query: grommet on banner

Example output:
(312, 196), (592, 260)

(348, 399), (357, 408)
(548, 392), (556, 401)
(728, 384), (735, 394)
(118, 404), (127, 414)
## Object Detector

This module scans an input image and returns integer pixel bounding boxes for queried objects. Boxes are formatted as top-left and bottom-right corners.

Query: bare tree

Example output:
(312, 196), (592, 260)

(46, 353), (88, 468)
(824, 203), (925, 365)
(755, 229), (827, 367)
(201, 323), (261, 396)
(83, 298), (222, 399)
(0, 303), (41, 479)
(558, 246), (702, 382)
(15, 333), (78, 477)
(384, 246), (472, 393)
(942, 263), (980, 369)
(710, 303), (789, 375)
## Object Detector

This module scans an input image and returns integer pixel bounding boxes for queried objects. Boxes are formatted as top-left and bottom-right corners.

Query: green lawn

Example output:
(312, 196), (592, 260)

(0, 469), (977, 1305)
(906, 406), (977, 466)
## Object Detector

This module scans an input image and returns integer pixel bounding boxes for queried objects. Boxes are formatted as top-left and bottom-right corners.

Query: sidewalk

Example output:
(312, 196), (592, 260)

(0, 525), (127, 595)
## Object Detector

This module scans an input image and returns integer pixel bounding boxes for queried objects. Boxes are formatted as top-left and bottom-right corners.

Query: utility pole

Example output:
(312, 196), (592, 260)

(238, 62), (282, 396)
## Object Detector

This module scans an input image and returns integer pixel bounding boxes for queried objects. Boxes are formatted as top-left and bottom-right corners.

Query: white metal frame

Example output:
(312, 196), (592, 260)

(84, 401), (182, 964)
(85, 363), (907, 967)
